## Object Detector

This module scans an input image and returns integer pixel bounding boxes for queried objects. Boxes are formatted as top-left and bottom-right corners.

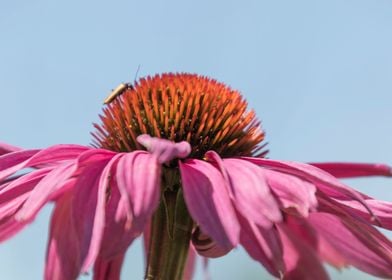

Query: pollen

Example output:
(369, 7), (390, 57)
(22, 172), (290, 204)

(91, 73), (267, 158)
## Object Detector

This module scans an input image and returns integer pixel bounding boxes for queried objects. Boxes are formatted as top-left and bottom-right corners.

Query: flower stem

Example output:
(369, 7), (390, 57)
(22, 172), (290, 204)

(145, 187), (193, 280)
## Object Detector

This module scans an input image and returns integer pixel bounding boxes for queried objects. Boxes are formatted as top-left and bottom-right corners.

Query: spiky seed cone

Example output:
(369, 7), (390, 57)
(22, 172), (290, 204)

(92, 73), (267, 159)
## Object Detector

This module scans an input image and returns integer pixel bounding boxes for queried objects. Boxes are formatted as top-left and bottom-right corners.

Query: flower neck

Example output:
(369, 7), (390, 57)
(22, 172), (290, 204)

(145, 169), (193, 280)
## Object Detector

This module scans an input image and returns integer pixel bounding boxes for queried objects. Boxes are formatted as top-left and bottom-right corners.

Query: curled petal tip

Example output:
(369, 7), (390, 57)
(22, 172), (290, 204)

(309, 162), (392, 178)
(136, 134), (152, 149)
(370, 163), (392, 177)
(176, 141), (192, 158)
(387, 165), (392, 176)
(192, 227), (232, 258)
(137, 134), (191, 163)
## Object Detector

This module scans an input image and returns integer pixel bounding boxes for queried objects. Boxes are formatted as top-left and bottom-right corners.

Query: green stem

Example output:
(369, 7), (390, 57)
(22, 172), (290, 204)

(145, 187), (193, 280)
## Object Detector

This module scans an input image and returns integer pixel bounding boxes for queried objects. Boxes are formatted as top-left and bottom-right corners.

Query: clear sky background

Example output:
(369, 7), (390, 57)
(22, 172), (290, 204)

(1, 0), (392, 279)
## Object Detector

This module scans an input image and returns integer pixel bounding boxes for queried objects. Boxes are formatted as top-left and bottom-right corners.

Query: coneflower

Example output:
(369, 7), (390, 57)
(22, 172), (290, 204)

(0, 73), (391, 280)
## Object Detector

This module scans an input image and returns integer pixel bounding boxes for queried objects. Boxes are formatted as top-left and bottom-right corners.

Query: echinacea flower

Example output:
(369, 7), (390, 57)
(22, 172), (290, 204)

(1, 73), (392, 280)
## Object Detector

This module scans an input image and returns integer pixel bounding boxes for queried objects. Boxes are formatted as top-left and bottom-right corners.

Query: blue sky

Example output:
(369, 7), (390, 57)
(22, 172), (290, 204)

(0, 0), (391, 279)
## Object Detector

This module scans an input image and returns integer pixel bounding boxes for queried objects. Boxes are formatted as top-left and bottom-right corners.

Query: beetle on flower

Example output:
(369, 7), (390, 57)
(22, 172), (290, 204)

(0, 73), (392, 280)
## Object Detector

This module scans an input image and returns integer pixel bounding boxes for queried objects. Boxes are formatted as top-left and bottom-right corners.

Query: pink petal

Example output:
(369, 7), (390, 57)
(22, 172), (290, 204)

(15, 162), (76, 221)
(262, 168), (317, 217)
(71, 151), (114, 273)
(47, 179), (77, 202)
(179, 159), (240, 250)
(0, 144), (89, 181)
(206, 151), (281, 227)
(239, 215), (284, 277)
(99, 170), (140, 259)
(86, 155), (124, 271)
(308, 212), (392, 278)
(45, 193), (81, 280)
(244, 157), (376, 221)
(0, 193), (30, 221)
(0, 167), (51, 207)
(277, 223), (329, 280)
(0, 215), (28, 243)
(0, 142), (21, 155)
(284, 215), (347, 269)
(309, 162), (392, 178)
(337, 199), (392, 230)
(116, 151), (161, 232)
(0, 169), (52, 241)
(137, 134), (191, 163)
(244, 158), (365, 201)
(0, 150), (40, 180)
(76, 148), (116, 164)
(113, 162), (133, 228)
(93, 253), (125, 280)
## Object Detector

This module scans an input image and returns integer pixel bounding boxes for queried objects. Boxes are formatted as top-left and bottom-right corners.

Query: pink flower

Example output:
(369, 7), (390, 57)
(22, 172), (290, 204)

(1, 73), (392, 279)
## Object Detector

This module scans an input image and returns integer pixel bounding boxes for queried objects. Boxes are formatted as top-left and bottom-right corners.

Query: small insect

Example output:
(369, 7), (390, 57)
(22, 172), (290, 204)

(103, 65), (141, 105)
(103, 83), (133, 104)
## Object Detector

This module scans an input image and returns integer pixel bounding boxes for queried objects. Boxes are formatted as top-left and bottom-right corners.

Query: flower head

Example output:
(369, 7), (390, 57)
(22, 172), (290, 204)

(1, 73), (392, 280)
(92, 73), (266, 158)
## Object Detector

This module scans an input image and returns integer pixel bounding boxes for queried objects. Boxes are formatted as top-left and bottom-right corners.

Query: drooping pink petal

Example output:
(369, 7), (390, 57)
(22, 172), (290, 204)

(137, 134), (191, 163)
(337, 199), (392, 230)
(308, 212), (392, 278)
(0, 149), (37, 168)
(45, 193), (81, 280)
(116, 151), (161, 232)
(0, 150), (40, 180)
(244, 158), (366, 201)
(238, 215), (284, 277)
(179, 159), (240, 251)
(0, 175), (21, 190)
(0, 168), (53, 242)
(277, 223), (329, 280)
(85, 154), (125, 271)
(71, 150), (114, 273)
(261, 168), (317, 217)
(283, 215), (347, 269)
(0, 144), (89, 181)
(309, 162), (392, 178)
(93, 253), (125, 280)
(113, 156), (133, 229)
(0, 215), (28, 243)
(0, 167), (51, 205)
(99, 169), (140, 259)
(76, 148), (116, 164)
(205, 151), (281, 228)
(15, 162), (77, 221)
(0, 142), (21, 155)
(47, 179), (76, 202)
(0, 192), (30, 221)
(244, 157), (379, 225)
